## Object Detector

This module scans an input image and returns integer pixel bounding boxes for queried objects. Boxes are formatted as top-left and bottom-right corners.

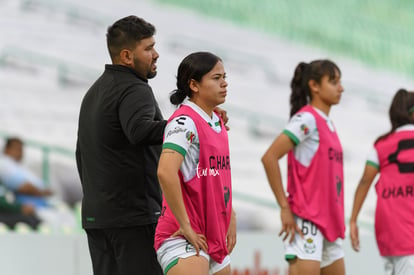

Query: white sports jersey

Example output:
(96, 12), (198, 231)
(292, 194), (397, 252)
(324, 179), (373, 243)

(283, 106), (336, 167)
(163, 101), (222, 182)
(366, 124), (414, 168)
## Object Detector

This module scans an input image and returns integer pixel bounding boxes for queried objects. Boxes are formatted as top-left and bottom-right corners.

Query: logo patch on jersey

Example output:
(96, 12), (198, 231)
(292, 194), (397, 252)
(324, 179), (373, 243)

(186, 131), (195, 143)
(300, 124), (309, 135)
(304, 238), (316, 254)
(336, 175), (342, 197)
(291, 114), (302, 123)
(224, 186), (230, 208)
(185, 242), (194, 253)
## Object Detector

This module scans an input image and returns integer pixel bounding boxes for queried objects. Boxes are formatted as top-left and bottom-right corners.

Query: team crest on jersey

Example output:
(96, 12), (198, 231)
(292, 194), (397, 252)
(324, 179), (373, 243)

(186, 131), (195, 143)
(304, 238), (316, 254)
(336, 175), (342, 197)
(300, 124), (309, 135)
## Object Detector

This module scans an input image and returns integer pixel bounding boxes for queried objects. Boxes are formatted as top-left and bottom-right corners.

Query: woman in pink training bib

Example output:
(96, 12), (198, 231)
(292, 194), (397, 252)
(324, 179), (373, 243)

(154, 52), (236, 275)
(350, 89), (414, 275)
(262, 60), (345, 275)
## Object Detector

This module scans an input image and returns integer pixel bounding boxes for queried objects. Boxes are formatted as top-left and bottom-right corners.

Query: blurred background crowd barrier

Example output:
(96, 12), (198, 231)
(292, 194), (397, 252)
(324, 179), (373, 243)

(155, 0), (414, 78)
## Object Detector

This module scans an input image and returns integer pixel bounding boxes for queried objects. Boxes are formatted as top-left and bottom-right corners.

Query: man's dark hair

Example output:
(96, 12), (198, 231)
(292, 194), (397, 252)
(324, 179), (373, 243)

(4, 137), (23, 150)
(106, 15), (156, 62)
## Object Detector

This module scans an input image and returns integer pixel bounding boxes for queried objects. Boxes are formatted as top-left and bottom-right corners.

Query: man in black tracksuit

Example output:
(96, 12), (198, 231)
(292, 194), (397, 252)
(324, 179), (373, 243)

(76, 16), (165, 275)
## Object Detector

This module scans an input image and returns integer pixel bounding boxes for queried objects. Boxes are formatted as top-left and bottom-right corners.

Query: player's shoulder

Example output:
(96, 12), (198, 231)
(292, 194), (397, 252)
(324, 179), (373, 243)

(168, 114), (196, 127)
(291, 111), (316, 123)
(288, 111), (317, 130)
(165, 115), (196, 136)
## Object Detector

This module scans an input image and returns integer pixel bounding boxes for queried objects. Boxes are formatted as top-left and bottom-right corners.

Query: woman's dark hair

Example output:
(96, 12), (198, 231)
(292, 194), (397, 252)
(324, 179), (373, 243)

(289, 59), (341, 117)
(375, 89), (414, 143)
(106, 15), (155, 61)
(170, 52), (222, 106)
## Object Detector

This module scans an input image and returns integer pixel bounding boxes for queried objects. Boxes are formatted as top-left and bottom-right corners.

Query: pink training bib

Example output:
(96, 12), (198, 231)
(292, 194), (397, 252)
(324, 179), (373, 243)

(155, 105), (232, 263)
(287, 105), (345, 241)
(374, 129), (414, 256)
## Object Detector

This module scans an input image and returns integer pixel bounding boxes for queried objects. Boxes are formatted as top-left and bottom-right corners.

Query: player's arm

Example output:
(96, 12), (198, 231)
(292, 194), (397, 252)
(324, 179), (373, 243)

(157, 148), (208, 255)
(261, 112), (314, 242)
(262, 133), (301, 243)
(350, 160), (378, 252)
(157, 115), (207, 254)
(157, 148), (188, 228)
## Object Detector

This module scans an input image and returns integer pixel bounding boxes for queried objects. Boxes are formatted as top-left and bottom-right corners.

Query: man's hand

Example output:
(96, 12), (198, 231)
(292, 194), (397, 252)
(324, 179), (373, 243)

(214, 107), (229, 130)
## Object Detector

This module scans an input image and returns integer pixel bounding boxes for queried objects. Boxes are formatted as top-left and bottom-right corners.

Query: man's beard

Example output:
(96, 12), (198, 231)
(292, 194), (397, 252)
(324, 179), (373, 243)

(133, 57), (157, 80)
(147, 70), (157, 79)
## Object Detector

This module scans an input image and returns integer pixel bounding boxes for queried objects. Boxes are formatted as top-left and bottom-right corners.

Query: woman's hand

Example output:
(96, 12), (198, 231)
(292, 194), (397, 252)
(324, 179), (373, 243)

(350, 220), (360, 252)
(171, 225), (208, 256)
(279, 206), (303, 243)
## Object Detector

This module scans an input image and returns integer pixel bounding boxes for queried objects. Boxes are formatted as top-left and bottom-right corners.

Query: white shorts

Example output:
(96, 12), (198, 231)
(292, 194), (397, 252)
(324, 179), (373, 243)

(156, 237), (230, 274)
(384, 255), (414, 275)
(284, 216), (344, 268)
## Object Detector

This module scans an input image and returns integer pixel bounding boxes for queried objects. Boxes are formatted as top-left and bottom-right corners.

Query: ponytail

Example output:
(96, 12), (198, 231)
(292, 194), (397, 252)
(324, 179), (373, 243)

(289, 62), (310, 117)
(376, 88), (414, 143)
(170, 88), (190, 106)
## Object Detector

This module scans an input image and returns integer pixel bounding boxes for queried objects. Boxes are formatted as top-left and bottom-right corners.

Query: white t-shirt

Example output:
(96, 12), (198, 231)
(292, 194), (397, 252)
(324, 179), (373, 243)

(0, 154), (45, 190)
(366, 124), (414, 168)
(163, 101), (222, 181)
(283, 106), (336, 167)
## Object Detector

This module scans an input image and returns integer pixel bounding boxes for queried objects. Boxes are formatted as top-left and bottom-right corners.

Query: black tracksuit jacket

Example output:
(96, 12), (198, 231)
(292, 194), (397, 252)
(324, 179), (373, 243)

(76, 64), (167, 228)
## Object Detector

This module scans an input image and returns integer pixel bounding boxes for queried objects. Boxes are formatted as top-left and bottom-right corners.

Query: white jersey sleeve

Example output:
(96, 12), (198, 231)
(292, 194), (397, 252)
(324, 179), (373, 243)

(366, 146), (379, 169)
(283, 112), (319, 167)
(162, 104), (222, 182)
(284, 112), (317, 145)
(163, 115), (200, 182)
(163, 115), (198, 157)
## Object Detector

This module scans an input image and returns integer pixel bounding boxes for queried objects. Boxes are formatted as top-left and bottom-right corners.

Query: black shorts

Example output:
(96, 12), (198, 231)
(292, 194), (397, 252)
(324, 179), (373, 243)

(85, 224), (163, 275)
